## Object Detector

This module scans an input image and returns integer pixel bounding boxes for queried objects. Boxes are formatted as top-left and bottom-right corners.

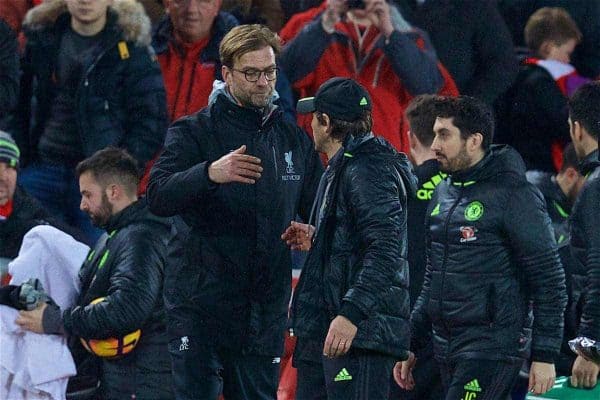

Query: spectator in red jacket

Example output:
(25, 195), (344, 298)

(280, 0), (458, 154)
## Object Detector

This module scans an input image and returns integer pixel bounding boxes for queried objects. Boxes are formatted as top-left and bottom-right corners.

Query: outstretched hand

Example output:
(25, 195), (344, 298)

(281, 221), (314, 251)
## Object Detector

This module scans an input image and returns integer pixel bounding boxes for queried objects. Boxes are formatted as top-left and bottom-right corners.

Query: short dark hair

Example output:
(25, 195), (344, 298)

(315, 110), (373, 142)
(525, 7), (582, 53)
(559, 142), (578, 173)
(568, 81), (600, 140)
(220, 24), (281, 68)
(435, 96), (495, 150)
(76, 147), (140, 196)
(405, 95), (444, 147)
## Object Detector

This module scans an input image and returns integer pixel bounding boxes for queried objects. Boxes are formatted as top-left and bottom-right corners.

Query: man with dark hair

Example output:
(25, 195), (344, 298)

(567, 81), (600, 389)
(394, 96), (567, 398)
(17, 147), (173, 399)
(147, 24), (323, 399)
(390, 94), (445, 400)
(282, 77), (417, 399)
(12, 0), (167, 243)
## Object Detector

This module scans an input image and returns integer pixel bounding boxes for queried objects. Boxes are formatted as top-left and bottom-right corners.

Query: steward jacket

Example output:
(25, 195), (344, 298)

(13, 0), (167, 168)
(147, 92), (323, 356)
(290, 136), (417, 359)
(61, 199), (173, 399)
(411, 145), (567, 363)
(570, 149), (600, 341)
(279, 2), (458, 154)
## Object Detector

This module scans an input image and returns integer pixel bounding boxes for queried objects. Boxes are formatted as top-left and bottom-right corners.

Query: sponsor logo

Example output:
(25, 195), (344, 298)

(430, 203), (441, 216)
(334, 368), (353, 382)
(416, 172), (447, 200)
(179, 336), (189, 351)
(460, 226), (478, 243)
(272, 357), (281, 364)
(462, 379), (482, 400)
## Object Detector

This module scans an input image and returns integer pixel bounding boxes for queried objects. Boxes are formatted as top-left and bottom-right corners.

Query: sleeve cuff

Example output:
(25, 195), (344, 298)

(42, 304), (65, 335)
(339, 302), (367, 326)
(531, 350), (557, 364)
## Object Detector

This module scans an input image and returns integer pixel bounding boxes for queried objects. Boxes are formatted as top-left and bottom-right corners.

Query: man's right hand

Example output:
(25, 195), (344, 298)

(571, 355), (600, 388)
(208, 145), (262, 184)
(322, 0), (347, 33)
(281, 221), (314, 251)
(393, 351), (416, 390)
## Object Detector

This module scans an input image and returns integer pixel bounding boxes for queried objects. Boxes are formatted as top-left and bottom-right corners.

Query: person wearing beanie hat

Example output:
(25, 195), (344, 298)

(0, 131), (20, 171)
(0, 131), (56, 275)
(283, 78), (418, 399)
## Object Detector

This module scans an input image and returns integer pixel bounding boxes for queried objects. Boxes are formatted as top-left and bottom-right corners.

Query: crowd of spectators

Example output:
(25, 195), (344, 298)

(1, 0), (599, 399)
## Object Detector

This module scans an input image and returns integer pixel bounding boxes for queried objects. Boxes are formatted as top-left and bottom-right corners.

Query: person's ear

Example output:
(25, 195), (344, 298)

(468, 132), (483, 152)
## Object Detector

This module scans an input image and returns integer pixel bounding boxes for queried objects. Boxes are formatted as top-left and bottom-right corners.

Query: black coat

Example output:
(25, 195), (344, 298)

(412, 145), (567, 363)
(63, 199), (173, 399)
(0, 19), (19, 122)
(290, 136), (417, 359)
(495, 63), (569, 172)
(147, 94), (323, 356)
(396, 0), (518, 105)
(570, 149), (600, 342)
(407, 159), (446, 307)
(13, 1), (167, 167)
(0, 187), (53, 259)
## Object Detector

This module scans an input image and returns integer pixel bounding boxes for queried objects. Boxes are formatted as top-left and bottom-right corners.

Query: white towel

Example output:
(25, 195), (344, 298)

(0, 225), (89, 400)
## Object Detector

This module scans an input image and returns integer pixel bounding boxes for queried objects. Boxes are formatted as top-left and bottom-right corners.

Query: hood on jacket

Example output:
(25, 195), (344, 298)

(348, 135), (418, 200)
(450, 144), (526, 184)
(23, 0), (152, 46)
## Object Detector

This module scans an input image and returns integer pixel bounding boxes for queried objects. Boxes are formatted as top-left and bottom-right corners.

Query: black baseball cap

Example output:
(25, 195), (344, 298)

(296, 77), (372, 122)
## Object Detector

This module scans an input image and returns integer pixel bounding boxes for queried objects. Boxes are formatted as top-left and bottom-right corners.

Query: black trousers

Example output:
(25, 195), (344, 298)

(438, 358), (522, 400)
(167, 333), (280, 400)
(295, 343), (396, 400)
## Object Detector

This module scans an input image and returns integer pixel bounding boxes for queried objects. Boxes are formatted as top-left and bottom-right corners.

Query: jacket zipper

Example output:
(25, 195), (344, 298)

(78, 37), (121, 137)
(272, 145), (279, 177)
(439, 186), (464, 332)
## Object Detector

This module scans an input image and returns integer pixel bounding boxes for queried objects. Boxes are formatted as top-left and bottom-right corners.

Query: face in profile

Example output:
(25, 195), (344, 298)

(223, 46), (277, 109)
(0, 162), (17, 207)
(79, 171), (113, 227)
(431, 117), (473, 173)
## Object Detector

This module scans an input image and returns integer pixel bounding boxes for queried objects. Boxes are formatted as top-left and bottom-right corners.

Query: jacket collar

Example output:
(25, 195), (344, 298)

(579, 149), (600, 177)
(103, 198), (145, 233)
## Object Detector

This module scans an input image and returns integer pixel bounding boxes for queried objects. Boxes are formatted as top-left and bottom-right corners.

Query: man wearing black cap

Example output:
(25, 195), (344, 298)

(0, 131), (55, 280)
(282, 77), (417, 398)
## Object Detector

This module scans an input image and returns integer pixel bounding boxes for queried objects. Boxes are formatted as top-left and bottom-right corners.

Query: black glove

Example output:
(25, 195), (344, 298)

(0, 285), (25, 310)
(0, 278), (54, 311)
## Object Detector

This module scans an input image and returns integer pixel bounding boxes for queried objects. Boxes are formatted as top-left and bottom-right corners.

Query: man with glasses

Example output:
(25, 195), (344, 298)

(147, 24), (323, 400)
(153, 0), (295, 123)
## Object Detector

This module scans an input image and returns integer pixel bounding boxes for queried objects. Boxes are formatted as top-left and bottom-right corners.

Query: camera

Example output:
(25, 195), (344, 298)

(347, 0), (366, 10)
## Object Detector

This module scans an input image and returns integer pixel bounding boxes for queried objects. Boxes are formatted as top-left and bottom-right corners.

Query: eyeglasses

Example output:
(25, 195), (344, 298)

(230, 67), (279, 83)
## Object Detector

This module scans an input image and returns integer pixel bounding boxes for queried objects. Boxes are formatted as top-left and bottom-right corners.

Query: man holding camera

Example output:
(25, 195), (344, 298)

(280, 0), (455, 154)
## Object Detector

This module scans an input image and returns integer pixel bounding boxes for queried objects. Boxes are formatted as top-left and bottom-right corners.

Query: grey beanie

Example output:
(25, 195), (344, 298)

(0, 131), (20, 168)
